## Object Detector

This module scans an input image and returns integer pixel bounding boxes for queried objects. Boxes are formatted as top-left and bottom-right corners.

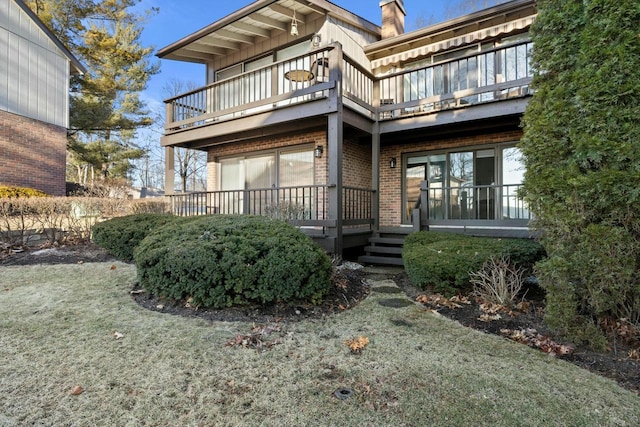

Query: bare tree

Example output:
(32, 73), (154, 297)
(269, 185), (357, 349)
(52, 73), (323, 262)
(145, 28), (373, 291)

(161, 78), (208, 193)
(443, 0), (510, 20)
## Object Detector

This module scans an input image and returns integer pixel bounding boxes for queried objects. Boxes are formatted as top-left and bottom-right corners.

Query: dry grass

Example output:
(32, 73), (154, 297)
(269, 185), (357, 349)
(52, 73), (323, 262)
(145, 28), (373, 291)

(1, 262), (640, 426)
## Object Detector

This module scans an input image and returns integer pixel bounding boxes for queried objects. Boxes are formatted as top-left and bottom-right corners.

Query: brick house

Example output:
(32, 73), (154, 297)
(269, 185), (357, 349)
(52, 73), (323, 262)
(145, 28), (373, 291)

(158, 0), (536, 262)
(0, 0), (84, 195)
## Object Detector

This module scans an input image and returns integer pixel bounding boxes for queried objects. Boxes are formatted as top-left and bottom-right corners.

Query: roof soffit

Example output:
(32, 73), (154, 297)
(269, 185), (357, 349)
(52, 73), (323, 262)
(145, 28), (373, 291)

(157, 0), (381, 63)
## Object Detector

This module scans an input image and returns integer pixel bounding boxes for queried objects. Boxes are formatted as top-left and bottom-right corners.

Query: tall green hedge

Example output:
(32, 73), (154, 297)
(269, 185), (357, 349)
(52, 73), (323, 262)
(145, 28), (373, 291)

(520, 0), (640, 347)
(133, 215), (332, 309)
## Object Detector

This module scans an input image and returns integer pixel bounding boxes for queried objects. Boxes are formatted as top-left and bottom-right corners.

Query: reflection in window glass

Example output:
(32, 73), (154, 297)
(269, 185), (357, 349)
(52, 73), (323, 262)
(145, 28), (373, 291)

(449, 152), (474, 219)
(280, 149), (314, 187)
(502, 147), (524, 185)
(502, 146), (527, 219)
(449, 152), (473, 187)
(220, 158), (243, 191)
(404, 146), (529, 222)
(245, 155), (276, 189)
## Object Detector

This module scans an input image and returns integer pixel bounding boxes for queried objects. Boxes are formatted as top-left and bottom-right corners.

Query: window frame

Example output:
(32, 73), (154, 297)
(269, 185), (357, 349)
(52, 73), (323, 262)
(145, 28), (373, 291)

(218, 143), (316, 191)
(401, 142), (523, 223)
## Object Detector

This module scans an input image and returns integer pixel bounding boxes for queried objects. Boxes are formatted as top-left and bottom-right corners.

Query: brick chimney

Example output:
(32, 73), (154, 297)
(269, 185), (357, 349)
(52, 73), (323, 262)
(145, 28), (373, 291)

(379, 0), (406, 39)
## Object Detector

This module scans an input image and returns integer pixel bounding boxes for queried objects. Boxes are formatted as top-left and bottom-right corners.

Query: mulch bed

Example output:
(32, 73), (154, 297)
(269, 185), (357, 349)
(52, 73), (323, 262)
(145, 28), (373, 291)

(2, 243), (638, 393)
(393, 272), (640, 394)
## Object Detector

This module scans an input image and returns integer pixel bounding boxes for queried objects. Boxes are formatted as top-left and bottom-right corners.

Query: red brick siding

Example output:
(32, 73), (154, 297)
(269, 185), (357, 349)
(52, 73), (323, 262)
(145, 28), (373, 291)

(379, 130), (523, 227)
(343, 139), (372, 189)
(0, 110), (67, 196)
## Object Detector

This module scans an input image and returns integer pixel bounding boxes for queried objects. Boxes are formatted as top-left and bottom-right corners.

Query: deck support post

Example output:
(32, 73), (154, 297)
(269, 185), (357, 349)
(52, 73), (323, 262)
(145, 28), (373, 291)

(327, 43), (344, 255)
(165, 146), (175, 196)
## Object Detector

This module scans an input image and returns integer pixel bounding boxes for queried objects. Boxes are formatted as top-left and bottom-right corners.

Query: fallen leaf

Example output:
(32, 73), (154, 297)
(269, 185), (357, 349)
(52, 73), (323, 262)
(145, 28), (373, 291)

(450, 295), (471, 305)
(129, 289), (145, 295)
(69, 385), (84, 396)
(500, 328), (573, 356)
(344, 336), (369, 354)
(113, 331), (124, 340)
(110, 265), (117, 270)
(416, 294), (462, 309)
(478, 313), (502, 322)
(629, 349), (640, 360)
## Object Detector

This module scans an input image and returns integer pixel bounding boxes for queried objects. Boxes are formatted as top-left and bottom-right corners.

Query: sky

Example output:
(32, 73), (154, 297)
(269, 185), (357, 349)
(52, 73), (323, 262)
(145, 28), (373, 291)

(135, 0), (460, 115)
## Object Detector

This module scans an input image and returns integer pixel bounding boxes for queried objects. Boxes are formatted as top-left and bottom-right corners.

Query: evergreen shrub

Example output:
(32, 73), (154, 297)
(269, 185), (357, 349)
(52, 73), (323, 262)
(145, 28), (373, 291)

(134, 215), (332, 308)
(520, 0), (640, 346)
(92, 213), (182, 261)
(402, 231), (545, 295)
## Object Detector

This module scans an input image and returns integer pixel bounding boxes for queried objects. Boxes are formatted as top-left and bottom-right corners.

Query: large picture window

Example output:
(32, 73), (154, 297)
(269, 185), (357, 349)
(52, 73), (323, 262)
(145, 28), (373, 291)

(218, 146), (316, 216)
(403, 145), (526, 223)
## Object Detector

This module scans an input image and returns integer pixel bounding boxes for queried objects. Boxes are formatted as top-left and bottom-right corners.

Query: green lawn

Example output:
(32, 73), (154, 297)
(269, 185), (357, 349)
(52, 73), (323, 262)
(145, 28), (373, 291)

(1, 262), (638, 426)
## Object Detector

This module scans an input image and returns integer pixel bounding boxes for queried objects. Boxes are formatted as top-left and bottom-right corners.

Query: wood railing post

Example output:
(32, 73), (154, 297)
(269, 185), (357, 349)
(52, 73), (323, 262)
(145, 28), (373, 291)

(165, 146), (175, 196)
(165, 101), (174, 129)
(420, 180), (429, 231)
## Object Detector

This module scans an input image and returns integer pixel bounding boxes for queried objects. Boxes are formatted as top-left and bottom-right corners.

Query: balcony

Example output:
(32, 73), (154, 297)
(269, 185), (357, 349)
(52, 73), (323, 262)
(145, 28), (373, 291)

(412, 182), (532, 238)
(168, 185), (375, 251)
(162, 41), (533, 141)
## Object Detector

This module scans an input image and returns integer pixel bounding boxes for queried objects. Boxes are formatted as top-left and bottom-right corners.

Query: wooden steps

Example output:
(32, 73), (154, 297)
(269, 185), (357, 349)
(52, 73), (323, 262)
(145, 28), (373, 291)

(357, 228), (412, 266)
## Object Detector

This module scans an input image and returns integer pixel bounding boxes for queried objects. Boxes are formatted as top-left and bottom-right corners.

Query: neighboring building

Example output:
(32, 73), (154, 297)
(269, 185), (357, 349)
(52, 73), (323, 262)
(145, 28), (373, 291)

(157, 0), (536, 262)
(0, 0), (84, 195)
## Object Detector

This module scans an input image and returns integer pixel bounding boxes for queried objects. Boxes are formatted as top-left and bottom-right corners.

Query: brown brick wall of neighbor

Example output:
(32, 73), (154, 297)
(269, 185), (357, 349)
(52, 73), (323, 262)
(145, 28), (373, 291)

(0, 110), (67, 196)
(378, 129), (523, 227)
(205, 130), (372, 191)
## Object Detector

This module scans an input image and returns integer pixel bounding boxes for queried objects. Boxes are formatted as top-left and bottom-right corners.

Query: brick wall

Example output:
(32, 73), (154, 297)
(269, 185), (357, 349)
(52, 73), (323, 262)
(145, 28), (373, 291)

(0, 110), (67, 196)
(343, 138), (372, 189)
(379, 129), (523, 227)
(380, 0), (405, 39)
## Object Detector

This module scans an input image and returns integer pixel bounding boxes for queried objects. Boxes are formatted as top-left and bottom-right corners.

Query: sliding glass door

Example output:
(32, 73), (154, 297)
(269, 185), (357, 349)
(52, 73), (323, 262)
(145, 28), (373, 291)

(219, 147), (315, 215)
(403, 145), (522, 223)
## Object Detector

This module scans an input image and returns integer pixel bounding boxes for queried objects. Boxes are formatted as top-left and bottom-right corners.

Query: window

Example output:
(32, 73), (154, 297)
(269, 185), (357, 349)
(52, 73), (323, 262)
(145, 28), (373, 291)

(403, 145), (525, 222)
(398, 36), (533, 106)
(214, 41), (312, 109)
(218, 146), (316, 216)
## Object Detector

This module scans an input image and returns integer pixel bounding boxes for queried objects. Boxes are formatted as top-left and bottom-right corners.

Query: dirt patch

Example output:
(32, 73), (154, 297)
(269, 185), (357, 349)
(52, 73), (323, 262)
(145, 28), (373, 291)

(3, 243), (639, 394)
(0, 241), (117, 266)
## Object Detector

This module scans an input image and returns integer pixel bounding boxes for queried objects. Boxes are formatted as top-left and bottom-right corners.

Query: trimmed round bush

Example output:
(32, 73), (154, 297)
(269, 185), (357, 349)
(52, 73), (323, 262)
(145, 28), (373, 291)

(92, 213), (183, 261)
(403, 231), (545, 295)
(134, 215), (333, 308)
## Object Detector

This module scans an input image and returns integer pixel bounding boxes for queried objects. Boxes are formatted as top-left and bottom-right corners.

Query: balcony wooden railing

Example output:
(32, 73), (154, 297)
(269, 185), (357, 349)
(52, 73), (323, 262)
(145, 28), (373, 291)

(163, 41), (533, 132)
(378, 41), (533, 119)
(424, 183), (530, 221)
(168, 185), (375, 229)
(411, 181), (531, 236)
(164, 47), (335, 133)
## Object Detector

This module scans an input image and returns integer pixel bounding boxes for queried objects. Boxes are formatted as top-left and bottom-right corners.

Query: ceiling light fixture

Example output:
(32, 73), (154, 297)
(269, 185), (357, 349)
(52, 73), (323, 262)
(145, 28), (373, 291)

(290, 4), (299, 36)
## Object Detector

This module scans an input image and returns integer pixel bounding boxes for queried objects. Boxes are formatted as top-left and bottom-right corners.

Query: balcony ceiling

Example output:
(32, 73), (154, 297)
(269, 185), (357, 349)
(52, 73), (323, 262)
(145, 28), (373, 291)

(157, 0), (379, 64)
